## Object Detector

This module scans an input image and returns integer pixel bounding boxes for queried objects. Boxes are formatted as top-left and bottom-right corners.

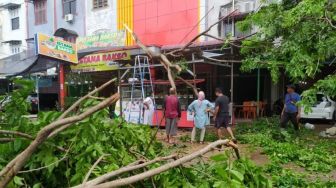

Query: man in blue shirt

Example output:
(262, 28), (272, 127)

(280, 84), (301, 131)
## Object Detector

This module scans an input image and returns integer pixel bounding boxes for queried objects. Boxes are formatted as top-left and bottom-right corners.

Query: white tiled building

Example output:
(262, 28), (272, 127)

(0, 0), (27, 59)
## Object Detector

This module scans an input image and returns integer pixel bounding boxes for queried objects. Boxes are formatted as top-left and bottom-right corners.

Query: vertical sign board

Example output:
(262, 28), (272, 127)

(34, 33), (78, 64)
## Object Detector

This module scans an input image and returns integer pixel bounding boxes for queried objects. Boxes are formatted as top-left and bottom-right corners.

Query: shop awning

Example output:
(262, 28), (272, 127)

(1, 40), (22, 44)
(54, 28), (78, 38)
(121, 79), (205, 86)
(77, 45), (161, 59)
(0, 2), (20, 9)
(0, 51), (38, 76)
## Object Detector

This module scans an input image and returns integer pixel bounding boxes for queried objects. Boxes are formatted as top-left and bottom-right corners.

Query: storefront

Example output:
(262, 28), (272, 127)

(0, 33), (78, 111)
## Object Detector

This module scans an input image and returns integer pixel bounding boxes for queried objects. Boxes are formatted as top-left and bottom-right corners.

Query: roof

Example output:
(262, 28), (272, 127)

(0, 2), (20, 9)
(1, 40), (22, 44)
(54, 28), (78, 38)
(0, 50), (59, 77)
(0, 51), (38, 76)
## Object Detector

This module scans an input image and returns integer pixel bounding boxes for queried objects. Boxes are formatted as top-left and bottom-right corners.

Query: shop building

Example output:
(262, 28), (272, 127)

(24, 0), (85, 110)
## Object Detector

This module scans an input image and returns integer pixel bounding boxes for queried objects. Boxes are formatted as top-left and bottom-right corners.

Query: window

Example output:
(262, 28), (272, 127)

(218, 3), (252, 38)
(63, 0), (76, 16)
(11, 45), (21, 54)
(10, 8), (19, 30)
(11, 17), (20, 30)
(0, 26), (2, 41)
(93, 0), (108, 9)
(34, 0), (47, 25)
(64, 36), (77, 43)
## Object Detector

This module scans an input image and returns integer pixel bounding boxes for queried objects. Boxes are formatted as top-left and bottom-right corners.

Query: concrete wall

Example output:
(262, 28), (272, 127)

(85, 0), (118, 36)
(133, 0), (200, 46)
(28, 0), (85, 38)
(56, 0), (86, 37)
(205, 0), (260, 39)
(27, 0), (55, 38)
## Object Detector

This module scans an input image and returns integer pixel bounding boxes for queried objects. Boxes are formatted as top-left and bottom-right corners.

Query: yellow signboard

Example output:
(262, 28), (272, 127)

(35, 33), (78, 64)
(71, 51), (130, 72)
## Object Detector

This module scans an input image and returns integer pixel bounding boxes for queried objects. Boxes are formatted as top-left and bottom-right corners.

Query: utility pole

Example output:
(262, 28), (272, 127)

(232, 0), (235, 37)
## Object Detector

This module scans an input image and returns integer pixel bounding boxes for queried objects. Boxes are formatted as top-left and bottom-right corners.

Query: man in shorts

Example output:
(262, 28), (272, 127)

(280, 84), (301, 132)
(213, 88), (236, 142)
(163, 88), (181, 144)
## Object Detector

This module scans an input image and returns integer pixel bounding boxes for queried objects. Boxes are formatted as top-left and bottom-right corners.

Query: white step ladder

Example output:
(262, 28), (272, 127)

(122, 55), (158, 125)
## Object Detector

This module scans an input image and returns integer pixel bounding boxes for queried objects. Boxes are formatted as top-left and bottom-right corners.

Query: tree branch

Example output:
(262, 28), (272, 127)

(94, 140), (233, 188)
(57, 78), (117, 121)
(18, 142), (74, 174)
(0, 130), (67, 152)
(203, 34), (224, 41)
(0, 138), (15, 143)
(74, 155), (177, 188)
(48, 94), (118, 139)
(0, 130), (33, 140)
(82, 154), (111, 187)
(176, 76), (198, 96)
(324, 11), (336, 29)
(167, 10), (238, 56)
(0, 88), (120, 187)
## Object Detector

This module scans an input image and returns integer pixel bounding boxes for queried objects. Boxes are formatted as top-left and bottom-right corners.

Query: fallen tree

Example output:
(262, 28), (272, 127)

(0, 79), (119, 187)
(74, 140), (238, 188)
(0, 9), (247, 187)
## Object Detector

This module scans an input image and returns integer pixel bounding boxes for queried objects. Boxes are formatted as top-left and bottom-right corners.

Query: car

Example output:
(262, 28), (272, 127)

(300, 93), (335, 122)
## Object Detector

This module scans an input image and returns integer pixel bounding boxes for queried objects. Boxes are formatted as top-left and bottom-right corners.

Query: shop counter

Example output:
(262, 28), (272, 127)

(152, 110), (194, 128)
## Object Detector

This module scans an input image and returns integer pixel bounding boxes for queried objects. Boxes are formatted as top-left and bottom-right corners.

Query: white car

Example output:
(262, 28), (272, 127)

(300, 94), (336, 121)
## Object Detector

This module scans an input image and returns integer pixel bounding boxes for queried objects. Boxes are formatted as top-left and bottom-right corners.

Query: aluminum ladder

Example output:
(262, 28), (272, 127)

(123, 55), (157, 125)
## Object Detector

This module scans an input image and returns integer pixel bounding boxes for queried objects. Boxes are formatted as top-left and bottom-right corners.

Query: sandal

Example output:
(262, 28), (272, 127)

(232, 138), (238, 144)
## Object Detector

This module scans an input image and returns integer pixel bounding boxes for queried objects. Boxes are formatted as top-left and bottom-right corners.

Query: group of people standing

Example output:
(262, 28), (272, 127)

(163, 84), (301, 145)
(163, 87), (236, 144)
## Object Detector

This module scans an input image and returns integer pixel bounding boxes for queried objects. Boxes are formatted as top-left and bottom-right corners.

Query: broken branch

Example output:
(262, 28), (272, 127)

(0, 90), (120, 187)
(82, 154), (111, 187)
(74, 155), (177, 187)
(167, 10), (238, 56)
(94, 140), (232, 188)
(57, 78), (117, 121)
(176, 76), (198, 96)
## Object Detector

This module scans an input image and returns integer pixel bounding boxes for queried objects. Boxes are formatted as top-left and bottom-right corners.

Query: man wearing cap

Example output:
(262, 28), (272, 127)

(281, 84), (301, 131)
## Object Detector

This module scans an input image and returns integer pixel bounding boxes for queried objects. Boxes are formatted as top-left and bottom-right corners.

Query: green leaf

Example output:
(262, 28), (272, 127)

(229, 169), (244, 182)
(13, 176), (24, 186)
(210, 154), (228, 162)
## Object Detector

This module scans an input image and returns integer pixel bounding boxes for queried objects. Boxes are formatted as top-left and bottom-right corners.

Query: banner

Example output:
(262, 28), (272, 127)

(71, 50), (130, 72)
(35, 33), (78, 64)
(76, 31), (126, 51)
